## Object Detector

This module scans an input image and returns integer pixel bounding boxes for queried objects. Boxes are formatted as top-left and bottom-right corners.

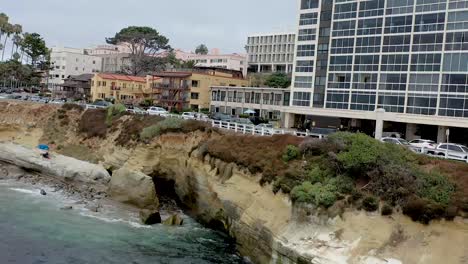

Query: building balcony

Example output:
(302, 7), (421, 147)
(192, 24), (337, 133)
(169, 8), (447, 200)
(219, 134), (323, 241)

(153, 83), (190, 90)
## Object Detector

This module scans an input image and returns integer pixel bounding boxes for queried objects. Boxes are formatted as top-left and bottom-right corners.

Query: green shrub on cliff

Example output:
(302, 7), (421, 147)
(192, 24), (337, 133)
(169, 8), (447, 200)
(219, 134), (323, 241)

(291, 181), (337, 208)
(106, 104), (127, 125)
(140, 118), (185, 140)
(283, 145), (300, 162)
(416, 171), (454, 207)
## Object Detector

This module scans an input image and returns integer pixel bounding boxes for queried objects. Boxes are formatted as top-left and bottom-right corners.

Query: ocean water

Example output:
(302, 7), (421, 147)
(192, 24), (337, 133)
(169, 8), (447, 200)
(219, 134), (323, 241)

(0, 180), (245, 264)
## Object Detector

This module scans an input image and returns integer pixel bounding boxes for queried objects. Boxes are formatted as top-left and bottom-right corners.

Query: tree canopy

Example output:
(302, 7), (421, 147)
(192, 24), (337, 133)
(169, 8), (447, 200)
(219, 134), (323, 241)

(195, 44), (208, 55)
(106, 26), (171, 75)
(264, 73), (291, 88)
(21, 33), (49, 67)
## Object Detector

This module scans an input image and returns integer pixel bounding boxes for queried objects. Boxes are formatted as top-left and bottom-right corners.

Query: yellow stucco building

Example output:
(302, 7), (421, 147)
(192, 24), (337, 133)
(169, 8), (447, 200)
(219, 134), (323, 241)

(90, 73), (160, 103)
(153, 68), (249, 111)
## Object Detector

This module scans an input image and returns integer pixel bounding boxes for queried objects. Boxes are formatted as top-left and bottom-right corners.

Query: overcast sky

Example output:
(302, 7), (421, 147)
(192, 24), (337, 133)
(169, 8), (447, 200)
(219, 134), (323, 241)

(2, 0), (297, 54)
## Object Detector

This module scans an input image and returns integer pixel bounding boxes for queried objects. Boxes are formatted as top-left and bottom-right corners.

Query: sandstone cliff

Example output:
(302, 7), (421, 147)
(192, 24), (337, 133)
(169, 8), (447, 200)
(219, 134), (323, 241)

(0, 101), (467, 264)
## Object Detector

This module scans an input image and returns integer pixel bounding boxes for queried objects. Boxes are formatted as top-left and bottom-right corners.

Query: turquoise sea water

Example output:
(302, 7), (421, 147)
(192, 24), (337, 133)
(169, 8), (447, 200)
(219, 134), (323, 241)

(0, 181), (245, 264)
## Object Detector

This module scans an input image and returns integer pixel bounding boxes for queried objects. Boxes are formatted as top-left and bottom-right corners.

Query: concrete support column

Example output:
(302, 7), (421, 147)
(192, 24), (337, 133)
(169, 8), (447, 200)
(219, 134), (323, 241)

(375, 108), (385, 140)
(283, 112), (295, 129)
(437, 126), (448, 143)
(406, 123), (418, 141)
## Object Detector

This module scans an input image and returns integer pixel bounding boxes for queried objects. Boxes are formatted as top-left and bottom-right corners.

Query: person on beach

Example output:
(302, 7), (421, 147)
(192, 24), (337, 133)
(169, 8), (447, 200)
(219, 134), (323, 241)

(38, 144), (50, 159)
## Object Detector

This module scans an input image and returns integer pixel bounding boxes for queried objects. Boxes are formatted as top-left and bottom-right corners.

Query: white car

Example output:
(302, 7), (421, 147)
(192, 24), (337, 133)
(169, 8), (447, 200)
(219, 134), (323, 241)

(127, 106), (147, 115)
(181, 112), (197, 120)
(409, 139), (436, 149)
(147, 107), (168, 116)
(427, 143), (468, 162)
(50, 99), (65, 104)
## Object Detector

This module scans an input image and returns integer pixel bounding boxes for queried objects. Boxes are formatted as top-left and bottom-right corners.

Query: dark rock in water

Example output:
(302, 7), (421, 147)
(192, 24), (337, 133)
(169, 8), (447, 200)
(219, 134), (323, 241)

(139, 209), (161, 225)
(85, 203), (101, 212)
(40, 189), (47, 196)
(163, 214), (184, 226)
(60, 206), (73, 210)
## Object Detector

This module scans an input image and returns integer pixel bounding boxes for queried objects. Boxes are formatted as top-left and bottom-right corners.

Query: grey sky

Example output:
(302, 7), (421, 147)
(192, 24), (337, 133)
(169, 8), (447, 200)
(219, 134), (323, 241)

(2, 0), (297, 53)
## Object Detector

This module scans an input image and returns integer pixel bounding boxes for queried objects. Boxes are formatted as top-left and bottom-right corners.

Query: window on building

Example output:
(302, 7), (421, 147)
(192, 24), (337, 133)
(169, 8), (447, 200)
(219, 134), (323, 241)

(299, 12), (318, 25)
(443, 53), (468, 72)
(326, 91), (349, 109)
(319, 27), (330, 37)
(414, 12), (446, 32)
(295, 60), (314, 72)
(332, 20), (356, 37)
(294, 76), (313, 88)
(317, 44), (329, 54)
(447, 10), (468, 30)
(328, 73), (352, 89)
(381, 55), (409, 71)
(298, 28), (317, 41)
(383, 35), (411, 52)
(334, 2), (357, 20)
(416, 0), (446, 13)
(380, 73), (408, 91)
(354, 55), (380, 71)
(296, 44), (316, 57)
(378, 92), (406, 113)
(316, 60), (328, 70)
(352, 73), (378, 90)
(192, 80), (199, 88)
(359, 0), (385, 17)
(449, 0), (468, 9)
(301, 0), (319, 9)
(385, 15), (413, 33)
(411, 53), (442, 71)
(351, 91), (376, 111)
(331, 38), (354, 54)
(191, 93), (199, 100)
(292, 92), (311, 107)
(409, 73), (440, 92)
(445, 31), (468, 51)
(386, 0), (414, 15)
(357, 18), (383, 35)
(356, 36), (381, 53)
(329, 56), (353, 71)
(102, 81), (107, 87)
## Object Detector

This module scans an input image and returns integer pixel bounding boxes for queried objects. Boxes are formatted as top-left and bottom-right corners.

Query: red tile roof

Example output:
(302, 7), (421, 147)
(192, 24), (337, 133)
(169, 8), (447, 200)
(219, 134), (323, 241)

(97, 73), (148, 83)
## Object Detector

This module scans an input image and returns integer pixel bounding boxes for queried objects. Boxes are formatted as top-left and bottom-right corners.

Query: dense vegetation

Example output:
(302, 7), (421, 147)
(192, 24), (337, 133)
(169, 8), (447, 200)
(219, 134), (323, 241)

(53, 105), (468, 224)
(205, 132), (466, 224)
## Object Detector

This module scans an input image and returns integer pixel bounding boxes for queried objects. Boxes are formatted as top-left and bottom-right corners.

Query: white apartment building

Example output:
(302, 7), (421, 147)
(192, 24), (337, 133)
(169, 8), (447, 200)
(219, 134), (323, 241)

(284, 0), (468, 144)
(87, 44), (132, 56)
(189, 53), (247, 77)
(246, 32), (296, 73)
(48, 47), (102, 90)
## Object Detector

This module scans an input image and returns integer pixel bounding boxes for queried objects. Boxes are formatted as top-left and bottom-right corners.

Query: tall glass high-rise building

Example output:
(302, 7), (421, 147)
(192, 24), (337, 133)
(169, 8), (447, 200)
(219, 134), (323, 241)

(286, 0), (468, 141)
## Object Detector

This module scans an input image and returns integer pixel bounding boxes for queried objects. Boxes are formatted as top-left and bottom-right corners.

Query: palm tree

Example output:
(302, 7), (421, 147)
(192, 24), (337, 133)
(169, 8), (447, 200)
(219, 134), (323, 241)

(1, 23), (13, 61)
(10, 24), (22, 59)
(0, 13), (9, 46)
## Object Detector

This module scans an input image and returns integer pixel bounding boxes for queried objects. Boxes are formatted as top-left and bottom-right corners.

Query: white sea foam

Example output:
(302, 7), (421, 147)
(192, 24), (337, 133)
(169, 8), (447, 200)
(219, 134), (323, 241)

(9, 188), (38, 195)
(79, 211), (151, 229)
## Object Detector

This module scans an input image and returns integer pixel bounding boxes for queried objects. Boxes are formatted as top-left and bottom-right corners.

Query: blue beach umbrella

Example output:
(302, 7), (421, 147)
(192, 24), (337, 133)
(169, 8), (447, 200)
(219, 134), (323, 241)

(38, 144), (49, 151)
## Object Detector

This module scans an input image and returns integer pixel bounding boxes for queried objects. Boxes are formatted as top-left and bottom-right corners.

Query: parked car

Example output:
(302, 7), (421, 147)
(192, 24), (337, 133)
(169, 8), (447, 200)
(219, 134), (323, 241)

(147, 106), (169, 116)
(126, 106), (147, 115)
(231, 118), (254, 125)
(409, 139), (436, 149)
(255, 123), (273, 129)
(382, 132), (404, 138)
(93, 100), (113, 107)
(381, 137), (419, 152)
(181, 112), (198, 120)
(210, 112), (231, 121)
(427, 143), (468, 162)
(50, 99), (65, 104)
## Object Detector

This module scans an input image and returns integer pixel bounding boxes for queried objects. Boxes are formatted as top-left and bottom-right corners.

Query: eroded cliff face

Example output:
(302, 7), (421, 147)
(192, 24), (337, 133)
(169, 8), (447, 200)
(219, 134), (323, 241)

(1, 101), (467, 264)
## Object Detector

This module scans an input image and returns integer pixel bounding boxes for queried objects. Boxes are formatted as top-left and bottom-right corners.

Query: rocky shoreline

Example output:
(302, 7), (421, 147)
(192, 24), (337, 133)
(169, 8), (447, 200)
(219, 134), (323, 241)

(0, 160), (107, 211)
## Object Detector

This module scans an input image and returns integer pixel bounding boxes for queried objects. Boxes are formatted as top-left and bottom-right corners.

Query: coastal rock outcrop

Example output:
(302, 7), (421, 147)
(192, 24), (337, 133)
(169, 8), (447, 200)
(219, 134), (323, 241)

(162, 214), (184, 226)
(0, 143), (111, 186)
(108, 167), (158, 209)
(139, 209), (161, 225)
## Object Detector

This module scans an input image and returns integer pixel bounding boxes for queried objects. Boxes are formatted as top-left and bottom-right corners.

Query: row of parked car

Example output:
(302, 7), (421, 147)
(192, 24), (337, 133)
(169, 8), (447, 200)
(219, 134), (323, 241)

(381, 137), (468, 162)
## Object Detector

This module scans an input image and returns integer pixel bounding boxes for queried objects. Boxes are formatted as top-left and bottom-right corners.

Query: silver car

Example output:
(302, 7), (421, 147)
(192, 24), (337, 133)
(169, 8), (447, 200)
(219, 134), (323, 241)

(428, 143), (468, 162)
